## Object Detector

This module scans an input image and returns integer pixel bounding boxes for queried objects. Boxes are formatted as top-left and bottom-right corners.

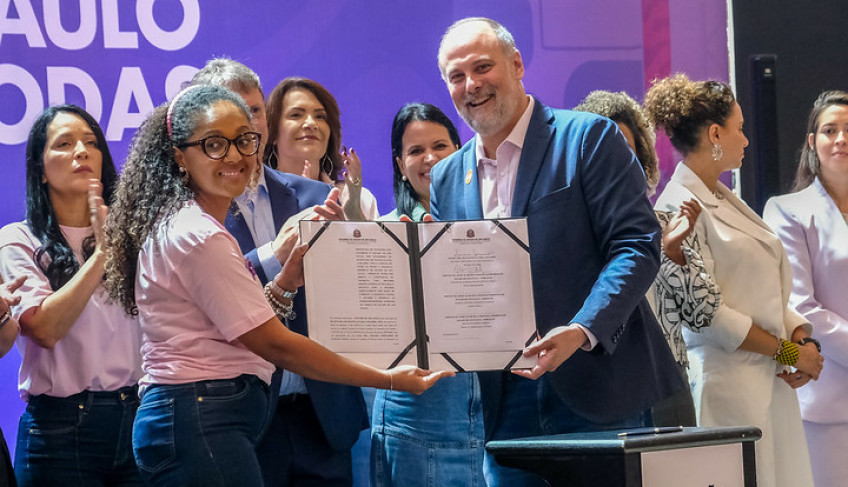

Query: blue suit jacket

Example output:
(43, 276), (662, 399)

(430, 100), (684, 429)
(225, 168), (368, 451)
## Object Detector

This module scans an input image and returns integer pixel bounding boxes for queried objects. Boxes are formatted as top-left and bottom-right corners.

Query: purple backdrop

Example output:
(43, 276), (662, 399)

(0, 0), (728, 457)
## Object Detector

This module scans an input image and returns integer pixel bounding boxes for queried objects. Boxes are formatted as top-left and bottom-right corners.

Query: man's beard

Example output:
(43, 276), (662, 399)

(457, 87), (522, 137)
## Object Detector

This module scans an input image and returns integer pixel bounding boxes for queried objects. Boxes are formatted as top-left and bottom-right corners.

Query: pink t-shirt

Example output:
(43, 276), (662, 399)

(135, 202), (275, 388)
(0, 222), (142, 401)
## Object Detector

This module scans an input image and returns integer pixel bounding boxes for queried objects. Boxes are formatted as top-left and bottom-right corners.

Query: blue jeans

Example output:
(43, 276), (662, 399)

(132, 375), (271, 487)
(371, 373), (486, 487)
(483, 375), (652, 487)
(14, 387), (141, 487)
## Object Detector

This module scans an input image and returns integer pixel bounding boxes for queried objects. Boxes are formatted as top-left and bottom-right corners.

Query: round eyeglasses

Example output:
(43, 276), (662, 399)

(178, 132), (262, 160)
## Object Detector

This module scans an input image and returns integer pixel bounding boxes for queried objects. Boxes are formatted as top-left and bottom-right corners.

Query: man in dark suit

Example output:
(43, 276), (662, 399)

(191, 59), (368, 486)
(431, 18), (685, 486)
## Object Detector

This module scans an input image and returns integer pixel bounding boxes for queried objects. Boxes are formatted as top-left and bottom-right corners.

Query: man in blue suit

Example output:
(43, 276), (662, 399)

(191, 59), (368, 486)
(431, 18), (685, 486)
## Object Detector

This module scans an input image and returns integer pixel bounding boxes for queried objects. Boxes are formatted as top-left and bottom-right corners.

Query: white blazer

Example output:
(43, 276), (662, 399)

(656, 163), (812, 487)
(765, 178), (848, 424)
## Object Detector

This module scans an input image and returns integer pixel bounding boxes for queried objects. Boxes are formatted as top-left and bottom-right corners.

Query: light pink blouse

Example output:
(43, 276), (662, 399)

(135, 202), (275, 388)
(0, 222), (142, 401)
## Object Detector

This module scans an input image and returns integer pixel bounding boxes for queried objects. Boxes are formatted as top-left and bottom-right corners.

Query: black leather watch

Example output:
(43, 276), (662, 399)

(797, 337), (821, 352)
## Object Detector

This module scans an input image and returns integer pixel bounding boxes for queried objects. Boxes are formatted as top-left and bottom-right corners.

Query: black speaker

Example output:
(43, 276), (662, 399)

(741, 54), (780, 214)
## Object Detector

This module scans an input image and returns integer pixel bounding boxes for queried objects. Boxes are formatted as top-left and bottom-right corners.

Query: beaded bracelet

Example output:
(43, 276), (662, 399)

(264, 282), (296, 320)
(773, 338), (799, 366)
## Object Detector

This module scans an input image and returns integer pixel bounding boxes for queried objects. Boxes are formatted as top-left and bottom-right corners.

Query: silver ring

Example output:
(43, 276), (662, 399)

(0, 311), (11, 328)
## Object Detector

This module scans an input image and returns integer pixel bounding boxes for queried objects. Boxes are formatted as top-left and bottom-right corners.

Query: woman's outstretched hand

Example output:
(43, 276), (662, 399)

(385, 365), (454, 394)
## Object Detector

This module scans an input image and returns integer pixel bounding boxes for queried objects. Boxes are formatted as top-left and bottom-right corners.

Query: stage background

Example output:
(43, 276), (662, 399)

(0, 0), (728, 459)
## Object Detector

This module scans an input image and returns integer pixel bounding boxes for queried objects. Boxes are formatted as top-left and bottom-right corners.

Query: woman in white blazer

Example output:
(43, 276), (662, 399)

(646, 74), (823, 487)
(763, 90), (848, 487)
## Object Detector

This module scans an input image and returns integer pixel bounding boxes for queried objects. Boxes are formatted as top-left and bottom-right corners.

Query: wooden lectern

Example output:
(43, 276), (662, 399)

(486, 426), (761, 486)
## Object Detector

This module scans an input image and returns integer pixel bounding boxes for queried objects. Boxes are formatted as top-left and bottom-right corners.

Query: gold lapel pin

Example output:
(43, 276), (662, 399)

(465, 169), (473, 185)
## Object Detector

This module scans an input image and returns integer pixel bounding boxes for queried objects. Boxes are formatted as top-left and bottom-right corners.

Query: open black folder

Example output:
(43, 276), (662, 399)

(299, 219), (537, 372)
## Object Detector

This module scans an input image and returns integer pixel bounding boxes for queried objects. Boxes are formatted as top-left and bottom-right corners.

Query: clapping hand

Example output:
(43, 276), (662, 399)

(271, 187), (344, 265)
(662, 199), (701, 265)
(0, 275), (26, 317)
(339, 147), (367, 221)
(88, 179), (108, 252)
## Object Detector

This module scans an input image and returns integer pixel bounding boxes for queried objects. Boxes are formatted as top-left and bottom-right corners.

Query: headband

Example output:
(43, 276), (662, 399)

(166, 85), (203, 139)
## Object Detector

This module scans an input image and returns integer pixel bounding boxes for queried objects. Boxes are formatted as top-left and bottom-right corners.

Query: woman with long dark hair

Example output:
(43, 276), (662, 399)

(0, 105), (142, 486)
(764, 90), (848, 487)
(370, 103), (483, 487)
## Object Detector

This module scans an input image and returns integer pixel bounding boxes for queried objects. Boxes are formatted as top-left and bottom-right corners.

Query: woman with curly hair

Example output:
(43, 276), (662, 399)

(0, 105), (143, 486)
(575, 90), (720, 428)
(763, 90), (848, 487)
(264, 77), (380, 220)
(103, 84), (450, 486)
(574, 90), (660, 192)
(647, 74), (821, 487)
